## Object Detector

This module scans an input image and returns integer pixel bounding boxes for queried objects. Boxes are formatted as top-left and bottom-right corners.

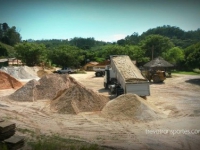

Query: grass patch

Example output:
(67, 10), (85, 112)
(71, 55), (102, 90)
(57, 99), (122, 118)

(0, 143), (8, 150)
(172, 70), (200, 75)
(75, 70), (87, 74)
(28, 134), (105, 150)
(17, 128), (35, 137)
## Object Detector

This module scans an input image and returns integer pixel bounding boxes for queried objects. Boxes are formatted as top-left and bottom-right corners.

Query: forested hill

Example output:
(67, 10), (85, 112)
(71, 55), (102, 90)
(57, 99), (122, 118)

(24, 25), (200, 50)
(141, 25), (200, 48)
(124, 25), (200, 48)
(1, 23), (200, 70)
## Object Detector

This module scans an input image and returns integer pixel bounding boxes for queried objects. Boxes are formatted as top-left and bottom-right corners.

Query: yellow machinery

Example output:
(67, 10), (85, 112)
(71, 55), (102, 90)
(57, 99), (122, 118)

(142, 70), (166, 83)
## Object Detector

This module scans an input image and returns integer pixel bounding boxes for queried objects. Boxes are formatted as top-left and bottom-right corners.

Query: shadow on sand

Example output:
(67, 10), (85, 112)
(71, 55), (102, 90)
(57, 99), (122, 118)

(185, 78), (200, 86)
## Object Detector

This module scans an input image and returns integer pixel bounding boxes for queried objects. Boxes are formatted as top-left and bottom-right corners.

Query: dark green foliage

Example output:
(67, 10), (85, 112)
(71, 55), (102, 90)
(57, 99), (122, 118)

(48, 45), (84, 67)
(0, 23), (21, 46)
(69, 37), (96, 50)
(162, 47), (184, 65)
(185, 42), (200, 69)
(15, 42), (46, 66)
(139, 34), (174, 59)
(0, 44), (8, 56)
(140, 25), (200, 48)
(28, 135), (104, 150)
(1, 22), (198, 70)
(124, 32), (140, 45)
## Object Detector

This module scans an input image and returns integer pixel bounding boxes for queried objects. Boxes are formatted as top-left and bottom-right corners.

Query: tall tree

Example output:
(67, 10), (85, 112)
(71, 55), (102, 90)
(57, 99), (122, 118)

(48, 45), (84, 67)
(0, 44), (8, 57)
(139, 35), (174, 60)
(162, 47), (184, 65)
(185, 42), (200, 69)
(0, 23), (21, 46)
(15, 42), (46, 66)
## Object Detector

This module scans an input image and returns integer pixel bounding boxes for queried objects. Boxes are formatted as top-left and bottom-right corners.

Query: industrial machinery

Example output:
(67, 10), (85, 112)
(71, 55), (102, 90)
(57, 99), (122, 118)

(104, 55), (150, 97)
(142, 69), (166, 83)
(93, 67), (105, 77)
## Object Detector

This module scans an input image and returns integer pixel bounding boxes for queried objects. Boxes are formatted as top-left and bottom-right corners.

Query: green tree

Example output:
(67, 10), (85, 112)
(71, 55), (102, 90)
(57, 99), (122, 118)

(162, 47), (184, 65)
(125, 32), (140, 45)
(139, 34), (174, 59)
(69, 37), (96, 50)
(48, 45), (84, 67)
(185, 42), (200, 69)
(124, 45), (149, 64)
(117, 39), (126, 46)
(15, 42), (47, 66)
(0, 44), (8, 57)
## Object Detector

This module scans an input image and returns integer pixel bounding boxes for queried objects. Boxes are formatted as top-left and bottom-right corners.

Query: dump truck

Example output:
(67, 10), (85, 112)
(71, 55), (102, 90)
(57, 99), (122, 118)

(104, 55), (150, 97)
(93, 67), (105, 77)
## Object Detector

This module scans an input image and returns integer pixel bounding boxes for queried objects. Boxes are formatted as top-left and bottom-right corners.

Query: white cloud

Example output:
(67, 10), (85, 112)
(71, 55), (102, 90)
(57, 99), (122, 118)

(97, 34), (127, 42)
(112, 34), (126, 41)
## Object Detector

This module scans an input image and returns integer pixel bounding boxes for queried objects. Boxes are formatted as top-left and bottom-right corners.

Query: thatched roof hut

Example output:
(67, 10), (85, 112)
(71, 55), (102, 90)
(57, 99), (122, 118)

(143, 57), (174, 68)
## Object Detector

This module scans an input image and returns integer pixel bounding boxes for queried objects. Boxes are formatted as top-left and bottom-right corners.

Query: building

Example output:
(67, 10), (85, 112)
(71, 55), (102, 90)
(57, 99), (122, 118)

(0, 59), (8, 67)
(83, 60), (110, 71)
(0, 58), (22, 67)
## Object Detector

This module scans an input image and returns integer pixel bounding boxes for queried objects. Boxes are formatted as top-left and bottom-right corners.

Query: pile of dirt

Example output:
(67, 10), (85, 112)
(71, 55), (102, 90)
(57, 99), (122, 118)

(101, 94), (163, 121)
(50, 83), (109, 114)
(37, 70), (52, 78)
(0, 71), (22, 90)
(8, 74), (76, 101)
(0, 66), (38, 79)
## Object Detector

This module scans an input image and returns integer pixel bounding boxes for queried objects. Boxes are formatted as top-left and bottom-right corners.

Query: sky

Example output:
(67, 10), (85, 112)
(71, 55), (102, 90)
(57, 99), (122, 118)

(0, 0), (200, 42)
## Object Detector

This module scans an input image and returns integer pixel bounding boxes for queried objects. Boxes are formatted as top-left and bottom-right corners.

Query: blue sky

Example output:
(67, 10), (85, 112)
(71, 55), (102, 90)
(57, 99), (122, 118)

(0, 0), (199, 42)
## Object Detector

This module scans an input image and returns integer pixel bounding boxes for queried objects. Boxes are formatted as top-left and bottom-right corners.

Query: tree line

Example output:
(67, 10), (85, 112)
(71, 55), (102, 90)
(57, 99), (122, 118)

(0, 23), (199, 70)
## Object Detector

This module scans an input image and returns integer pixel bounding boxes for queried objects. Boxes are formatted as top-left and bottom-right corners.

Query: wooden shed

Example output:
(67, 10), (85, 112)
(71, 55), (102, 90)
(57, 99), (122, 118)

(83, 60), (110, 71)
(83, 62), (99, 71)
(0, 59), (8, 67)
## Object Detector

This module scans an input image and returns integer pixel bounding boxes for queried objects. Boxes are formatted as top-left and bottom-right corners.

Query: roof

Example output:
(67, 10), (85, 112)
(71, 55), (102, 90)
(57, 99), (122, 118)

(0, 59), (8, 63)
(95, 60), (110, 66)
(143, 57), (174, 68)
(87, 61), (99, 65)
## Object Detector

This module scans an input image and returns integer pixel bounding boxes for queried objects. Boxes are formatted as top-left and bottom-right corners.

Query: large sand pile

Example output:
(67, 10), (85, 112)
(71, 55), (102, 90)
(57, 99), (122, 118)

(101, 94), (163, 121)
(8, 74), (76, 101)
(0, 71), (22, 90)
(0, 66), (38, 79)
(50, 83), (109, 114)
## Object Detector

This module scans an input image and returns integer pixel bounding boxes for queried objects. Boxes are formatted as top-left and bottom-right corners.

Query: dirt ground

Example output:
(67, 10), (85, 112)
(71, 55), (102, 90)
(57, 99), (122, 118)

(0, 72), (200, 150)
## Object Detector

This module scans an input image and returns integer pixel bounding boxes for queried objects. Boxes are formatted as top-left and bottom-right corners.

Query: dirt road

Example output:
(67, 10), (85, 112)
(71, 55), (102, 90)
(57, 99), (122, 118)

(0, 72), (200, 150)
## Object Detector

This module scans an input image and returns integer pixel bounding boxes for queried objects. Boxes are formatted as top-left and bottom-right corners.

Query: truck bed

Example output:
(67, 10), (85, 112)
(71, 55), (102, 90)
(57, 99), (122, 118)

(110, 55), (150, 96)
(111, 55), (147, 82)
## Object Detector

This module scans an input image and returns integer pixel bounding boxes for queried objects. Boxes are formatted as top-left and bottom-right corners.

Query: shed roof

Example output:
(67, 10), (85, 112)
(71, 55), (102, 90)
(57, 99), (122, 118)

(0, 59), (8, 63)
(144, 57), (174, 68)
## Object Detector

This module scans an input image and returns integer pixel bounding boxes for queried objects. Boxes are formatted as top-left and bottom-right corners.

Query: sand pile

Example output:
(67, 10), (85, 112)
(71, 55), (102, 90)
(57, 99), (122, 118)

(0, 66), (38, 79)
(50, 83), (109, 114)
(0, 71), (22, 90)
(37, 70), (52, 78)
(101, 94), (162, 121)
(8, 74), (76, 101)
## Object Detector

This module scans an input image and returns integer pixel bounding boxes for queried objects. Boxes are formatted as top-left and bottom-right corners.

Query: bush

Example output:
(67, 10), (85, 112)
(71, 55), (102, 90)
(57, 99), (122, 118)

(193, 68), (200, 74)
(28, 135), (104, 150)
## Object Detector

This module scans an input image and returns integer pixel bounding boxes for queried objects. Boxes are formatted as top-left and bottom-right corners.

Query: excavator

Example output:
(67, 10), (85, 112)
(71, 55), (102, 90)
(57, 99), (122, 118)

(142, 69), (166, 83)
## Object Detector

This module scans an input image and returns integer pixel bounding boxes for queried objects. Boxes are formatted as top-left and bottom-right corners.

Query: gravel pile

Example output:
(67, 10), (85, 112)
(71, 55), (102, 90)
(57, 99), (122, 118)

(8, 74), (75, 101)
(50, 83), (109, 114)
(101, 94), (162, 121)
(0, 71), (22, 90)
(0, 66), (38, 79)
